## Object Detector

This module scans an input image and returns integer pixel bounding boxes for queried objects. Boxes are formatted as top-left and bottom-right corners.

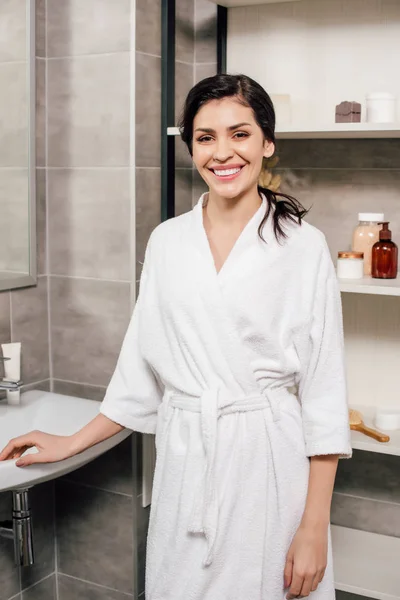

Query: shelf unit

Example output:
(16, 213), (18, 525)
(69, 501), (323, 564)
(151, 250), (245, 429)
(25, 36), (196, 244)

(350, 405), (400, 457)
(168, 123), (400, 140)
(332, 526), (400, 600)
(339, 277), (400, 297)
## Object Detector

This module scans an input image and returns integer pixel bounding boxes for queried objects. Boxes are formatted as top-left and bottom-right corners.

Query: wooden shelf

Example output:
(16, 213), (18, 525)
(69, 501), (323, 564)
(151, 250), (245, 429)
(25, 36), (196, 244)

(339, 276), (400, 297)
(350, 405), (400, 457)
(332, 525), (400, 600)
(167, 123), (400, 140)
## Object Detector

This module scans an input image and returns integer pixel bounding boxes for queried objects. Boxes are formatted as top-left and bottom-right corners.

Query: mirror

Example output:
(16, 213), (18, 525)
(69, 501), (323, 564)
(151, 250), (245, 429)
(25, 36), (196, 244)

(0, 0), (36, 292)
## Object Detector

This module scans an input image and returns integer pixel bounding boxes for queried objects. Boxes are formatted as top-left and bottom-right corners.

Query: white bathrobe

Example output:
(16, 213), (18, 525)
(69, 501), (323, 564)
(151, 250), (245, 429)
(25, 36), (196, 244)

(101, 193), (352, 600)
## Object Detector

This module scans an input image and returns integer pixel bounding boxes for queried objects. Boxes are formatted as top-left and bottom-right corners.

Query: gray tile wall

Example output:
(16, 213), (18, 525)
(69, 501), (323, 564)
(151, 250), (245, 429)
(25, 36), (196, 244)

(41, 1), (138, 599)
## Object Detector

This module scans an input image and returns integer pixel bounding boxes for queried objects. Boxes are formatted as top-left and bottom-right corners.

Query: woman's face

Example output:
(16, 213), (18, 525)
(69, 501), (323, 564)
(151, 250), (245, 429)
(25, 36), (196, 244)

(192, 97), (275, 200)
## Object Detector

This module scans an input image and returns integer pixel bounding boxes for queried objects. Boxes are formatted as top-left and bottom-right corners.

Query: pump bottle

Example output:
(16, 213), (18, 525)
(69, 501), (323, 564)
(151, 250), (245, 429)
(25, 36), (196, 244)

(371, 222), (398, 279)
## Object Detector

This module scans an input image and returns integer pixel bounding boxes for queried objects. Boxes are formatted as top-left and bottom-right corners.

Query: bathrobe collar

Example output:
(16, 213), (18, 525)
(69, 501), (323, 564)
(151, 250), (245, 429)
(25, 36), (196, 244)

(191, 192), (273, 280)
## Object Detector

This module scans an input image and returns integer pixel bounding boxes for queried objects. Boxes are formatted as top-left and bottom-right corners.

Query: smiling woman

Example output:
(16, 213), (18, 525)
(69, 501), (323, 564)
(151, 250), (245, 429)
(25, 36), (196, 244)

(179, 73), (308, 243)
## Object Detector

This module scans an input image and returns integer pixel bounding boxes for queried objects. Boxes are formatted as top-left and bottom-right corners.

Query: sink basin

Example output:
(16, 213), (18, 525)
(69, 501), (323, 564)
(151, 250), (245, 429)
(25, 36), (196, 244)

(0, 390), (131, 493)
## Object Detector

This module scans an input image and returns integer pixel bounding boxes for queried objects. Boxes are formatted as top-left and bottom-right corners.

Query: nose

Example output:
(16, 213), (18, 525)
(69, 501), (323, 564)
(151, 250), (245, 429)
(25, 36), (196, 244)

(213, 137), (234, 163)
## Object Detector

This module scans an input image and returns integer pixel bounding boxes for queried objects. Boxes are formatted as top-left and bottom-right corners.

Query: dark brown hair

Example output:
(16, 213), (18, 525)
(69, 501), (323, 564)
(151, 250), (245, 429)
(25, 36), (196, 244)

(178, 73), (308, 242)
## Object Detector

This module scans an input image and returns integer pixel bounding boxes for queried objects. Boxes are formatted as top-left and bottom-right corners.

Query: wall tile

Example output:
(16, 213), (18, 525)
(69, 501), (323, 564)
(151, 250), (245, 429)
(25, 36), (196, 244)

(50, 277), (130, 386)
(63, 435), (133, 496)
(0, 0), (26, 62)
(136, 53), (161, 168)
(23, 575), (56, 600)
(331, 492), (400, 538)
(0, 292), (11, 346)
(175, 169), (193, 216)
(48, 54), (130, 167)
(35, 0), (46, 59)
(277, 139), (400, 170)
(136, 0), (161, 56)
(0, 63), (28, 167)
(280, 169), (400, 262)
(0, 168), (29, 272)
(11, 276), (49, 384)
(53, 380), (106, 402)
(48, 169), (130, 279)
(135, 168), (161, 267)
(21, 483), (55, 590)
(36, 169), (47, 275)
(195, 0), (217, 64)
(175, 61), (193, 123)
(58, 574), (133, 600)
(47, 0), (131, 57)
(56, 481), (134, 593)
(336, 593), (372, 600)
(0, 492), (20, 600)
(35, 59), (46, 168)
(195, 62), (217, 83)
(176, 0), (195, 64)
(22, 379), (51, 392)
(335, 450), (400, 504)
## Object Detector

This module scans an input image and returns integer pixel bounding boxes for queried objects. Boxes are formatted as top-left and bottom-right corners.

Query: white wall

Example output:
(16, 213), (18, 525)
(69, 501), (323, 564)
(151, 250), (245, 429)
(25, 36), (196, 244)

(228, 0), (400, 128)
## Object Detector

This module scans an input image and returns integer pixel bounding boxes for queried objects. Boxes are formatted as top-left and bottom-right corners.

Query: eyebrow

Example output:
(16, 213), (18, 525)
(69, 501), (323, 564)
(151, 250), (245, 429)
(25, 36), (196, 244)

(194, 122), (252, 133)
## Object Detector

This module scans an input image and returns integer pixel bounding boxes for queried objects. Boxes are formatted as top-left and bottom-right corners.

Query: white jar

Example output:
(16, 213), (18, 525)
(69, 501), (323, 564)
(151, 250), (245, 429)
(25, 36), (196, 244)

(366, 92), (396, 123)
(337, 251), (364, 279)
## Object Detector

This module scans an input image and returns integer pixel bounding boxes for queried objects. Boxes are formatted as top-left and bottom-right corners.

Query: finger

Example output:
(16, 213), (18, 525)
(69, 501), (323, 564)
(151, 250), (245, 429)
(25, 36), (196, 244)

(299, 574), (314, 598)
(284, 554), (294, 589)
(311, 574), (320, 592)
(319, 568), (326, 583)
(16, 452), (45, 467)
(0, 433), (38, 460)
(0, 441), (20, 461)
(287, 572), (304, 599)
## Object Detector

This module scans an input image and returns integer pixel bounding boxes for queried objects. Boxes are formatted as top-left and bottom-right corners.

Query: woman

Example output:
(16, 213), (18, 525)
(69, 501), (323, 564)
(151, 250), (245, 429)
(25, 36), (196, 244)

(0, 74), (351, 600)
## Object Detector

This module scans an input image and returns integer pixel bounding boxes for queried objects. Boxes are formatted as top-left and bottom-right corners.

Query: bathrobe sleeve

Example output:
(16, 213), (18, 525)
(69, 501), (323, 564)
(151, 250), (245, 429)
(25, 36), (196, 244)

(298, 240), (352, 459)
(100, 235), (163, 433)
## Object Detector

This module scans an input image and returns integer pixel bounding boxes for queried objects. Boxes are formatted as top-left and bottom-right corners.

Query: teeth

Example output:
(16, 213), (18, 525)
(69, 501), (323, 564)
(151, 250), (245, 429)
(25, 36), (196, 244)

(214, 167), (241, 176)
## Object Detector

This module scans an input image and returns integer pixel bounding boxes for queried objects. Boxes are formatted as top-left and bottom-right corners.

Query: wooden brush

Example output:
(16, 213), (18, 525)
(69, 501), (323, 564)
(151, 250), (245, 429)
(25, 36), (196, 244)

(349, 409), (390, 443)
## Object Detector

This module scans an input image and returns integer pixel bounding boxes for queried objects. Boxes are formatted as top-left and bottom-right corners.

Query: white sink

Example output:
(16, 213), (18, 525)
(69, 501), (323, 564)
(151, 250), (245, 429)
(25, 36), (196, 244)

(0, 390), (131, 493)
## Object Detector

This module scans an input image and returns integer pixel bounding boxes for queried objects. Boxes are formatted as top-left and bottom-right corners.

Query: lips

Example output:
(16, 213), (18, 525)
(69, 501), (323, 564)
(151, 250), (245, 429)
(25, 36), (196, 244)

(209, 165), (245, 181)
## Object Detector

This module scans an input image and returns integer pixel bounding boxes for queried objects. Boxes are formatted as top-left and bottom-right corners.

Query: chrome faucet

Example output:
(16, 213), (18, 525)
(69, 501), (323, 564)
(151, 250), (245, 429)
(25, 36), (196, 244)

(0, 356), (22, 390)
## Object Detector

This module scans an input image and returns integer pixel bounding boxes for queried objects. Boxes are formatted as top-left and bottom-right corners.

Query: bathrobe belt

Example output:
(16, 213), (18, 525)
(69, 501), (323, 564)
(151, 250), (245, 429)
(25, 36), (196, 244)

(169, 387), (291, 567)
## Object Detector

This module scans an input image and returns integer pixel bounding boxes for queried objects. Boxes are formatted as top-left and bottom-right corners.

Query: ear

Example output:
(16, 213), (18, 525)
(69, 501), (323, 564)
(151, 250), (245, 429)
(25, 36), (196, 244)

(263, 140), (275, 159)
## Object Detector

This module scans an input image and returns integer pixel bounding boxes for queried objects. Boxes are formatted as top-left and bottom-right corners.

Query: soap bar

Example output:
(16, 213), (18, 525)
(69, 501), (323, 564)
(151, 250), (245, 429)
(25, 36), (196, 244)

(335, 101), (361, 123)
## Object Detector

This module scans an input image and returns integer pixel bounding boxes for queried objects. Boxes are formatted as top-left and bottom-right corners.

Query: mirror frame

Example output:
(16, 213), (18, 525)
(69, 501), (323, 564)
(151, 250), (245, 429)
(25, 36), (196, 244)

(0, 0), (37, 292)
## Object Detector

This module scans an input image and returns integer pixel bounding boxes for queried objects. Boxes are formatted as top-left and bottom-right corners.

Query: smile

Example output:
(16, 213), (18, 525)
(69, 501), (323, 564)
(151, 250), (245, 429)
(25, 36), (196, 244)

(210, 166), (245, 181)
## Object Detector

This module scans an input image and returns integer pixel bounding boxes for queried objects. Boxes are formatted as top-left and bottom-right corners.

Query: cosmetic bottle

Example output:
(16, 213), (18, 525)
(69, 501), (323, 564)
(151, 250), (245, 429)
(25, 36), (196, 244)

(371, 222), (398, 279)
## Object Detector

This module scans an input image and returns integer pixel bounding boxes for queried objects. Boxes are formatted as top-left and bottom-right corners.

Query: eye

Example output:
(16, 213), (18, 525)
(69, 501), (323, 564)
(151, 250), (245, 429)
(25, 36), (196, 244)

(197, 135), (214, 143)
(233, 131), (249, 139)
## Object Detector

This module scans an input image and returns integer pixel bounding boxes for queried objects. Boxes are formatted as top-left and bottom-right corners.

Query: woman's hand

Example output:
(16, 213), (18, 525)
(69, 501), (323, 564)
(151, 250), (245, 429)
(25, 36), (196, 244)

(0, 431), (74, 467)
(284, 523), (328, 599)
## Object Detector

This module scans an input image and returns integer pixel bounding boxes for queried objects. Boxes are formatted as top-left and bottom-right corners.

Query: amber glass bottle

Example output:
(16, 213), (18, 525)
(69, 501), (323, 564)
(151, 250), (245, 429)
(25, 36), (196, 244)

(371, 222), (398, 279)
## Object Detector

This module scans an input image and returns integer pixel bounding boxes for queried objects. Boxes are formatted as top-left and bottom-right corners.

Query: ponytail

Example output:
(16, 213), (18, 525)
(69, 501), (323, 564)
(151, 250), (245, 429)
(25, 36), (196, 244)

(257, 186), (309, 243)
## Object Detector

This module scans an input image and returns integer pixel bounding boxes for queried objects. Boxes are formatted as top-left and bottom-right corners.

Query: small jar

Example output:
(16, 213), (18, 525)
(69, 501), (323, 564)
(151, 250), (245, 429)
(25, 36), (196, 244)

(366, 92), (396, 123)
(337, 251), (364, 279)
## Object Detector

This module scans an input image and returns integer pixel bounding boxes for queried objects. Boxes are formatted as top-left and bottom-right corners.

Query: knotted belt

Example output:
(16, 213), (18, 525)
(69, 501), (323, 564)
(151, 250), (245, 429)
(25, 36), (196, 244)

(169, 387), (291, 567)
